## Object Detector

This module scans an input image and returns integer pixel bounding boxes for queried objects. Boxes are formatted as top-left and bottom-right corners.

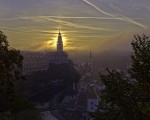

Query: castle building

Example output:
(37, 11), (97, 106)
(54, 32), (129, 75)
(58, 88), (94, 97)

(49, 30), (68, 64)
(21, 30), (69, 75)
(21, 51), (50, 75)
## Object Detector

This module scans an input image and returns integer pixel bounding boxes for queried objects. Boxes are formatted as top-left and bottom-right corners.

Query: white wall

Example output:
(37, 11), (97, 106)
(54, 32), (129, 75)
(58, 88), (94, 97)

(87, 99), (99, 112)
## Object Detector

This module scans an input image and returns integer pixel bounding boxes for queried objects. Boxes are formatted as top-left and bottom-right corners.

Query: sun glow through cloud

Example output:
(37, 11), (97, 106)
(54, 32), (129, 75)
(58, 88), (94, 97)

(47, 31), (68, 51)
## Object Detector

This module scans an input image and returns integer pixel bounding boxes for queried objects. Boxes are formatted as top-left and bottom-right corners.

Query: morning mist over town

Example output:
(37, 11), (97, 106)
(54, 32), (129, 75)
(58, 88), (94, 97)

(0, 0), (150, 120)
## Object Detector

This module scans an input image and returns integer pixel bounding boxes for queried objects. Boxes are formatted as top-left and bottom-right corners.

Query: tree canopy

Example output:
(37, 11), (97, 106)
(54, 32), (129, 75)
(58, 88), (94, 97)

(93, 34), (150, 120)
(0, 31), (23, 104)
(0, 31), (42, 119)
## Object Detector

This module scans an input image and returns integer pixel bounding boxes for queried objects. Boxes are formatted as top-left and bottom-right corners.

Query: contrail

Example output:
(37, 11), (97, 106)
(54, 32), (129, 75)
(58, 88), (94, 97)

(82, 0), (146, 29)
(82, 0), (114, 17)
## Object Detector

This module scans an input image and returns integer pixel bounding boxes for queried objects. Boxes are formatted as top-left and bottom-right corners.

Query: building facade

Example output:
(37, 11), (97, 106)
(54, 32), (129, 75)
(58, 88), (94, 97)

(21, 51), (50, 75)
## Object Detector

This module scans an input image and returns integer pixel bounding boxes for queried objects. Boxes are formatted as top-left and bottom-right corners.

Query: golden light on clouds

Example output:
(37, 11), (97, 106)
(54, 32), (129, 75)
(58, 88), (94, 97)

(0, 0), (149, 53)
(47, 32), (68, 51)
(62, 34), (68, 50)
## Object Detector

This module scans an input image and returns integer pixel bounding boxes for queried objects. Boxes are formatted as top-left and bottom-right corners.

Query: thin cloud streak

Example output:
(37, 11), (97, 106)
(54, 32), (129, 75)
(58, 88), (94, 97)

(82, 0), (146, 29)
(0, 16), (115, 31)
(0, 16), (144, 20)
(0, 26), (58, 35)
(0, 26), (35, 34)
(68, 36), (113, 38)
(19, 16), (117, 31)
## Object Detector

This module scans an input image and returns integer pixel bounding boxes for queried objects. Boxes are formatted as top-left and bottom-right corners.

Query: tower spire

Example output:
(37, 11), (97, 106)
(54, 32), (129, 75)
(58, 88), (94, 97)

(90, 51), (92, 59)
(57, 29), (63, 52)
(89, 51), (93, 72)
(59, 29), (61, 35)
(58, 25), (61, 35)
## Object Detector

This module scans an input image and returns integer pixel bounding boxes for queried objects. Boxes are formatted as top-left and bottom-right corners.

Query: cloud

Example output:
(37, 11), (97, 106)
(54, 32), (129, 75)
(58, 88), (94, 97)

(0, 0), (149, 52)
(0, 25), (59, 35)
(68, 35), (113, 38)
(0, 15), (144, 33)
(0, 26), (34, 34)
(18, 16), (117, 31)
(81, 0), (146, 29)
(0, 16), (144, 21)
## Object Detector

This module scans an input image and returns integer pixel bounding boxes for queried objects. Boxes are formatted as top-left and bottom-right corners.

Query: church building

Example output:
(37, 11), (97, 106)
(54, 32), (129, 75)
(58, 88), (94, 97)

(49, 30), (68, 64)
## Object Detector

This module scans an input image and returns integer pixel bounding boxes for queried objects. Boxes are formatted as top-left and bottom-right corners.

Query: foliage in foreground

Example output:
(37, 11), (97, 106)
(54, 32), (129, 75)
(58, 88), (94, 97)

(93, 35), (150, 120)
(0, 31), (23, 106)
(0, 110), (41, 120)
(0, 31), (41, 119)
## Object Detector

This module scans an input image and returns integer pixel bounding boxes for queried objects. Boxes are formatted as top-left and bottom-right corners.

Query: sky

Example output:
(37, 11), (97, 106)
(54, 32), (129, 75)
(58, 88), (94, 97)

(0, 0), (150, 54)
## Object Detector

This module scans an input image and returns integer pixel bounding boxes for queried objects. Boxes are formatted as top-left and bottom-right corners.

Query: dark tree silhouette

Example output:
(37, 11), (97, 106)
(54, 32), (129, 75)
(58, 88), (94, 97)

(0, 31), (41, 119)
(0, 31), (24, 111)
(93, 35), (150, 120)
(128, 35), (150, 117)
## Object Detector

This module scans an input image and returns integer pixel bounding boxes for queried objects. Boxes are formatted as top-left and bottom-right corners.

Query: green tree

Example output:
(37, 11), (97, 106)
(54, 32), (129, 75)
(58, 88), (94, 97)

(93, 35), (150, 120)
(0, 31), (23, 109)
(128, 35), (150, 118)
(128, 35), (150, 98)
(0, 31), (41, 120)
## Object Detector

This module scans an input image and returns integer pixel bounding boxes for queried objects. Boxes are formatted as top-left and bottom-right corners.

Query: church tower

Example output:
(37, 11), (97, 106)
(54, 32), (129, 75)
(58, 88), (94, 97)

(89, 51), (93, 72)
(49, 29), (68, 64)
(57, 30), (63, 52)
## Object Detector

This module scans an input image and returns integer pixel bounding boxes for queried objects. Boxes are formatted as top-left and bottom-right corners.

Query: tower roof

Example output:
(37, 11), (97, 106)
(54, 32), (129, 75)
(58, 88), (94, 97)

(90, 51), (92, 59)
(59, 29), (61, 36)
(57, 29), (63, 52)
